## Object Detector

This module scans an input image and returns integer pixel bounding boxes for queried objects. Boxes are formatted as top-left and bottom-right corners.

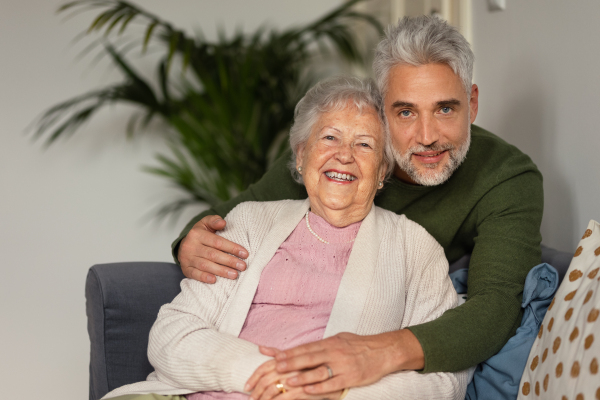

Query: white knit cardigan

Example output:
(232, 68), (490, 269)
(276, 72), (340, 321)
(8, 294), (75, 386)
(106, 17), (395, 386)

(104, 199), (471, 400)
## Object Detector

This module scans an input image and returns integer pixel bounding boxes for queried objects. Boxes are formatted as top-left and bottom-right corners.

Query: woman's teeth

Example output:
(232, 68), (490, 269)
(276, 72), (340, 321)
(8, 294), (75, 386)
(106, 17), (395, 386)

(325, 171), (356, 181)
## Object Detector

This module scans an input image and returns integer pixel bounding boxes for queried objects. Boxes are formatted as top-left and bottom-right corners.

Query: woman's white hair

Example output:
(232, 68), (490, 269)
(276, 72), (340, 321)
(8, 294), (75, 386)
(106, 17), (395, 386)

(288, 75), (394, 184)
(373, 15), (475, 97)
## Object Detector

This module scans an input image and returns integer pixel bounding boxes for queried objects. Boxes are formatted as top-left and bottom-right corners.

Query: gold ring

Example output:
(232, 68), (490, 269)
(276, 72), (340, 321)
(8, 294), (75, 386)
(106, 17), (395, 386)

(275, 381), (286, 394)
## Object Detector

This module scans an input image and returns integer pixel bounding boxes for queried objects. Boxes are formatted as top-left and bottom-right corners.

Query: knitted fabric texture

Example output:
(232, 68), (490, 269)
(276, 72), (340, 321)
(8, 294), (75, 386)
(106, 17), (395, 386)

(187, 213), (359, 400)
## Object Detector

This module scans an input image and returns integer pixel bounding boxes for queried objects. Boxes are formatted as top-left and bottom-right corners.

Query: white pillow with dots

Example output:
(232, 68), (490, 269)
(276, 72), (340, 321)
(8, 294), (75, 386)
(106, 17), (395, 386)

(518, 220), (600, 400)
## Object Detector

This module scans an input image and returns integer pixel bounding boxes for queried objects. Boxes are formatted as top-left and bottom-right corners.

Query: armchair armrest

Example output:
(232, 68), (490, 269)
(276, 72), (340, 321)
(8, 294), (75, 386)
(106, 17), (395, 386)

(85, 262), (184, 400)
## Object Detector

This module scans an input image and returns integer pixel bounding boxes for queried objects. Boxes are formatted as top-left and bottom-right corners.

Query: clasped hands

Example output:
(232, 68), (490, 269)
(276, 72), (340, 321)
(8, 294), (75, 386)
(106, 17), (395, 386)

(244, 332), (401, 400)
(178, 216), (425, 398)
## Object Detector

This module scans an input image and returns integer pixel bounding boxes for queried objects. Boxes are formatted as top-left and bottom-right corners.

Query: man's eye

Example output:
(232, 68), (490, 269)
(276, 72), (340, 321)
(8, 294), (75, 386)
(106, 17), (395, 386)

(400, 110), (411, 117)
(441, 107), (452, 114)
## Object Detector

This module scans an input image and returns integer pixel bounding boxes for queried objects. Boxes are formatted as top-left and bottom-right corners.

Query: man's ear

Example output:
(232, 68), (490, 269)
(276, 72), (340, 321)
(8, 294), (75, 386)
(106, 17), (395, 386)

(469, 84), (479, 124)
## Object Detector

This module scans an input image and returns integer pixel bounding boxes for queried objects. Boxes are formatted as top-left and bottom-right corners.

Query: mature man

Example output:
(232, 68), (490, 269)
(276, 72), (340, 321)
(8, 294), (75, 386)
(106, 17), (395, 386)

(172, 16), (543, 396)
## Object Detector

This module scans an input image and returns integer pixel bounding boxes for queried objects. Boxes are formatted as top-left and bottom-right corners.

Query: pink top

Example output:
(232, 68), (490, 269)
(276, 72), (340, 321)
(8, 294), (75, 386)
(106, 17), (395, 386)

(187, 212), (360, 400)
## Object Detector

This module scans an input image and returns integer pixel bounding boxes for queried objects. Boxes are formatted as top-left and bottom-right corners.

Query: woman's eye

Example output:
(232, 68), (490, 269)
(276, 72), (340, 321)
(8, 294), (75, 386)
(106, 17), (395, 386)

(324, 135), (335, 140)
(359, 142), (371, 148)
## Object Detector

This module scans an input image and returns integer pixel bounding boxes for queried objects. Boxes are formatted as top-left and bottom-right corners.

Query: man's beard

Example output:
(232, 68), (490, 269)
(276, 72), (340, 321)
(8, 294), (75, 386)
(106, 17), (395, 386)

(392, 129), (471, 186)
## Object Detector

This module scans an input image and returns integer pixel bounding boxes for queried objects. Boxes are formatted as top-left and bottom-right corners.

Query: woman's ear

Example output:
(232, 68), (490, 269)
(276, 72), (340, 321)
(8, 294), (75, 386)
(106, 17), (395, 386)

(378, 163), (388, 183)
(295, 145), (305, 171)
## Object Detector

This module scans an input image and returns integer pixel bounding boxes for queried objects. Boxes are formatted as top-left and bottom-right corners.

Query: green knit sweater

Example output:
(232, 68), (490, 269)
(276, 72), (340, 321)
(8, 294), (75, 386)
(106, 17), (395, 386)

(172, 125), (544, 373)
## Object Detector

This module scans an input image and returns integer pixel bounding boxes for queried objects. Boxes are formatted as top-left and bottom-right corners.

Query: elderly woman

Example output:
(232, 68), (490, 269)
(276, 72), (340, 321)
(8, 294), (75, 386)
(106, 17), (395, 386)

(102, 76), (470, 400)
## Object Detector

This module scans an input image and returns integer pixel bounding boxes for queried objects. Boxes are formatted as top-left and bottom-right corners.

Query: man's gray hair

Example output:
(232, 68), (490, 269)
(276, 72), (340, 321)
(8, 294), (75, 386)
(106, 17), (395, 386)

(373, 15), (475, 97)
(288, 75), (393, 184)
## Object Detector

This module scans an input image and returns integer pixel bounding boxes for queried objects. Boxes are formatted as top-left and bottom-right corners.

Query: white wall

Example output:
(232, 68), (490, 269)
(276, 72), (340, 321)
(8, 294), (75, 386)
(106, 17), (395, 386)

(471, 0), (600, 252)
(0, 1), (339, 399)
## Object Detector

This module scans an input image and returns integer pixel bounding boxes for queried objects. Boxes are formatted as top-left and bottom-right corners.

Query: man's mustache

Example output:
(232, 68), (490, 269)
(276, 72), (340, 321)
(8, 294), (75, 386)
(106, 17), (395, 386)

(407, 143), (455, 154)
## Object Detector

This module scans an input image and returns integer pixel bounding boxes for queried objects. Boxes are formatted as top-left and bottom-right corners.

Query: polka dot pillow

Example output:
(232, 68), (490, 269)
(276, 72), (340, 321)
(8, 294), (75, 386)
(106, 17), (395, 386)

(518, 220), (600, 400)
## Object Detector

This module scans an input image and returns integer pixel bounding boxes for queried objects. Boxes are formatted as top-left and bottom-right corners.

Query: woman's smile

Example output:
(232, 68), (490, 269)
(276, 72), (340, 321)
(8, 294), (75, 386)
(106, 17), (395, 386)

(324, 170), (357, 183)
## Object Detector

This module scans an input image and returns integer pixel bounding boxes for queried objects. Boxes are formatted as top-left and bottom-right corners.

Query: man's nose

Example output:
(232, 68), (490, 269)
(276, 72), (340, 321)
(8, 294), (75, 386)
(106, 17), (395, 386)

(415, 115), (440, 146)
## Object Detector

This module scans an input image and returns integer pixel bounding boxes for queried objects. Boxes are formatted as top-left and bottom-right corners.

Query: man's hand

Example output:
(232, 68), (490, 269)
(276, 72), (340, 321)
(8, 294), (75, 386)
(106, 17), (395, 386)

(178, 215), (249, 283)
(246, 358), (343, 400)
(251, 330), (424, 396)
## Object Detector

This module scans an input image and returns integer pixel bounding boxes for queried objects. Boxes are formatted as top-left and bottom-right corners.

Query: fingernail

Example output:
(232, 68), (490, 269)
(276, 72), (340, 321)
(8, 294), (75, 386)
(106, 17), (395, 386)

(277, 361), (287, 370)
(236, 262), (246, 271)
(276, 352), (287, 360)
(288, 377), (298, 385)
(239, 250), (249, 258)
(306, 385), (315, 392)
(244, 383), (250, 391)
(228, 270), (238, 279)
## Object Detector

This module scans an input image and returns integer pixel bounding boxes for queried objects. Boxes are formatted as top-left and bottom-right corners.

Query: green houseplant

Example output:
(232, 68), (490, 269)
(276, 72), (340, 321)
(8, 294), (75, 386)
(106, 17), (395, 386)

(34, 0), (381, 219)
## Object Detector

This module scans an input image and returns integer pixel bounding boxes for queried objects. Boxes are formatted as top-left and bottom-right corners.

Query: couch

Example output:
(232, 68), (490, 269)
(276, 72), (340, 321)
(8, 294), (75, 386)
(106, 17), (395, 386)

(85, 246), (574, 400)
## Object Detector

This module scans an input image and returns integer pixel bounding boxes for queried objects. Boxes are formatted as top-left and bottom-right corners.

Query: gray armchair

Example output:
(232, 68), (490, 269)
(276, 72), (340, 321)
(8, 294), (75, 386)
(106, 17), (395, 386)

(86, 262), (184, 400)
(85, 246), (574, 400)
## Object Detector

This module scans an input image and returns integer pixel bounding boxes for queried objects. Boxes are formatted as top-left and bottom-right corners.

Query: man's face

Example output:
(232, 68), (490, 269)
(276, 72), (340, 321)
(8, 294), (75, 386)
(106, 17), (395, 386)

(384, 63), (479, 185)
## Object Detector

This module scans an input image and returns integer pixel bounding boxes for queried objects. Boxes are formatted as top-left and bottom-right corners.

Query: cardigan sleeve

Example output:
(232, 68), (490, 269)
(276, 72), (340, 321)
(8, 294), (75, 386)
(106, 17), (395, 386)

(149, 204), (272, 393)
(347, 219), (470, 400)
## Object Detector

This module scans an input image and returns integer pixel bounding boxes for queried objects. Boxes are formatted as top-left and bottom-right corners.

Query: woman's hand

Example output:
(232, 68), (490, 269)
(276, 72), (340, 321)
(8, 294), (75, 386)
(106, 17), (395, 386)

(251, 331), (424, 396)
(246, 358), (342, 400)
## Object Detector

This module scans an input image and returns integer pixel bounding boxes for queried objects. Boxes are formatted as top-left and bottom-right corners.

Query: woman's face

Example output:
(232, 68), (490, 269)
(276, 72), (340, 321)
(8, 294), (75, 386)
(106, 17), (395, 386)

(296, 104), (386, 226)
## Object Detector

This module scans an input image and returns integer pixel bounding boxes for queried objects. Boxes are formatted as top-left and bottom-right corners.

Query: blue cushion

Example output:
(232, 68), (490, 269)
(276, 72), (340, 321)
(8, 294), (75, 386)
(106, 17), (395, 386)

(449, 263), (559, 400)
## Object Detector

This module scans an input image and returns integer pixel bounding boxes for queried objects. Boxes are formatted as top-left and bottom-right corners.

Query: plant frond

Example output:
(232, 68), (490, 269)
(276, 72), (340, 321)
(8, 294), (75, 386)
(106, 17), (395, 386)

(142, 20), (160, 52)
(104, 8), (130, 36)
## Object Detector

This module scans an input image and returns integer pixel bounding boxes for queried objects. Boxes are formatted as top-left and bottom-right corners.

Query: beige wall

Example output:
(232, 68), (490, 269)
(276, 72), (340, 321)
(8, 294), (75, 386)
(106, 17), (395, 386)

(471, 0), (600, 252)
(0, 1), (340, 398)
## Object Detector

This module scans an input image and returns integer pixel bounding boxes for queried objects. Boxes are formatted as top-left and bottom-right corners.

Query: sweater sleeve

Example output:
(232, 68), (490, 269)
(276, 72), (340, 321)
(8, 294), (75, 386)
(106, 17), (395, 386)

(347, 219), (470, 400)
(150, 204), (272, 393)
(171, 151), (307, 263)
(408, 163), (544, 372)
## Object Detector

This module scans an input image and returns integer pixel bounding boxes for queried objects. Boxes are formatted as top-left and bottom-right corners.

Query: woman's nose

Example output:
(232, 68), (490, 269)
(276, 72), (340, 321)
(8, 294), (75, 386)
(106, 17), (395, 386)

(335, 143), (355, 163)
